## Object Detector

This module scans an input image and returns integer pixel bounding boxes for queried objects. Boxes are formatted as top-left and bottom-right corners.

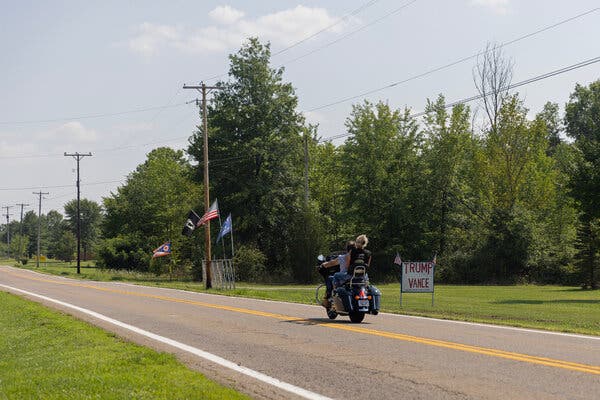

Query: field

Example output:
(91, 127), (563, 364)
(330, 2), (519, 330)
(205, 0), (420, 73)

(0, 290), (250, 400)
(12, 262), (600, 336)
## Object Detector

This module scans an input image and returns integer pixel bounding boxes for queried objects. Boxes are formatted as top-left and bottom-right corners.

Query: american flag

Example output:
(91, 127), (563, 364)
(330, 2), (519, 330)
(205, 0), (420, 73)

(197, 199), (219, 226)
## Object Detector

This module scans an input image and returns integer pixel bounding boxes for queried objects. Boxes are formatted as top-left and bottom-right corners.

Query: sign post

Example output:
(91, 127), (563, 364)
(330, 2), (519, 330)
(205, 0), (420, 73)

(400, 260), (435, 307)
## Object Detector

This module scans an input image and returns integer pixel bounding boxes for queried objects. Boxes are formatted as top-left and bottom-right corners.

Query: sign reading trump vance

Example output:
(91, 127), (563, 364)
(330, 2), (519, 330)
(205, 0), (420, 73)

(401, 261), (435, 293)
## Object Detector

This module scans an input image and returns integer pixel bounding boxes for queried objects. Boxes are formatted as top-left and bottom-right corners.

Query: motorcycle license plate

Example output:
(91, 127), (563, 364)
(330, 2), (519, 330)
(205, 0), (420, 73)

(358, 299), (369, 307)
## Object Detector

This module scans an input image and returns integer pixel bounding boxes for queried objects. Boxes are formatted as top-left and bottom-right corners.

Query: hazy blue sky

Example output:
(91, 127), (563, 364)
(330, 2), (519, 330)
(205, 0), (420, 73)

(1, 0), (599, 215)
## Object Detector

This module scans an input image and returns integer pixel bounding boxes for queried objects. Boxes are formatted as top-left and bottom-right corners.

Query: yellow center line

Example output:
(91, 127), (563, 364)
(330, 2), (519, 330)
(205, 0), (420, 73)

(6, 270), (600, 376)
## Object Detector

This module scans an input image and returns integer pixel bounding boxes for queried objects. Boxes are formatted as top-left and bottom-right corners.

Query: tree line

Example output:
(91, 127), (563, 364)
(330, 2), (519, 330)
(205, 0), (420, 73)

(6, 38), (599, 288)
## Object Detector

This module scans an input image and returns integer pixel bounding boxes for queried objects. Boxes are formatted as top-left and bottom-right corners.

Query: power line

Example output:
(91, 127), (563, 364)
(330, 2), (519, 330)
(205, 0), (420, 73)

(271, 0), (381, 57)
(278, 0), (419, 68)
(0, 101), (190, 126)
(202, 0), (418, 83)
(318, 54), (600, 142)
(0, 179), (123, 192)
(201, 0), (384, 82)
(306, 7), (600, 112)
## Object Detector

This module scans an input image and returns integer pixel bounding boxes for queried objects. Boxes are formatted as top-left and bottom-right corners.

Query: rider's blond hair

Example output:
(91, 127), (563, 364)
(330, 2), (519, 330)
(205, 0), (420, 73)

(355, 234), (368, 248)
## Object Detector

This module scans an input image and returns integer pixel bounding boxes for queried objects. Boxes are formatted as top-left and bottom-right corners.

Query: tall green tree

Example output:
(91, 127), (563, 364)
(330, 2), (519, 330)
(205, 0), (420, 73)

(188, 38), (307, 278)
(564, 80), (600, 289)
(45, 210), (67, 259)
(102, 147), (201, 271)
(64, 199), (102, 260)
(340, 101), (422, 276)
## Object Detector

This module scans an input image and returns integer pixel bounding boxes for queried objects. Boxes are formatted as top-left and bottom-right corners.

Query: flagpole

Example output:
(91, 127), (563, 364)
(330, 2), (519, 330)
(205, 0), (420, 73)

(218, 212), (226, 258)
(230, 221), (234, 259)
(230, 221), (235, 289)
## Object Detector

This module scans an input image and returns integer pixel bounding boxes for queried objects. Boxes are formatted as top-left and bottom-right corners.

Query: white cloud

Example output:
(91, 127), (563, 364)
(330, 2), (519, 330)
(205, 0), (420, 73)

(128, 22), (182, 55)
(127, 5), (345, 55)
(470, 0), (510, 15)
(37, 121), (97, 144)
(209, 5), (245, 25)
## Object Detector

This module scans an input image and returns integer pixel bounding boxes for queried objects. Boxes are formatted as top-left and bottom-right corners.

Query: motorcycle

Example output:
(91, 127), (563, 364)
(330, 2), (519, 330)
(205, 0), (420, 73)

(316, 254), (381, 323)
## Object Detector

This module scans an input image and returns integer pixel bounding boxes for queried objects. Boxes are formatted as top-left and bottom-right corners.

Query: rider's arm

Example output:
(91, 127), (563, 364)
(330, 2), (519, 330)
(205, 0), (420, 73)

(322, 258), (340, 268)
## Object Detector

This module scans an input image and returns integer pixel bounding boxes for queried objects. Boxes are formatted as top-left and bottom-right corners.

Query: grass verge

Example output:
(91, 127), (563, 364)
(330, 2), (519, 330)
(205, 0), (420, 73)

(10, 262), (600, 336)
(0, 290), (250, 400)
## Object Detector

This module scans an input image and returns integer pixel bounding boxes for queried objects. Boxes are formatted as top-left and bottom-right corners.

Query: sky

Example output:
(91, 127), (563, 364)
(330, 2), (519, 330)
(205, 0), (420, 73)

(1, 0), (599, 217)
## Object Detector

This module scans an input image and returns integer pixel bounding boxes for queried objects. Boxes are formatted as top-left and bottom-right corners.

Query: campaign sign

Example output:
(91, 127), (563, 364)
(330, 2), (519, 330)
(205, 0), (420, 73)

(401, 261), (435, 293)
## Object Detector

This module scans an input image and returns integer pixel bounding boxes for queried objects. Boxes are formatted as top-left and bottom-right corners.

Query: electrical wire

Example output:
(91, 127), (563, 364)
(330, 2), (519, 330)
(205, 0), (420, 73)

(318, 54), (600, 142)
(271, 0), (381, 57)
(306, 7), (600, 112)
(201, 0), (383, 82)
(0, 180), (124, 192)
(278, 0), (419, 68)
(0, 102), (190, 126)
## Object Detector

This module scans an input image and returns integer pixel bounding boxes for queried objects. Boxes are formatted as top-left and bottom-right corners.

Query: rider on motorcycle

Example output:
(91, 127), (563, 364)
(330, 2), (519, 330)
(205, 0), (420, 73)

(335, 234), (371, 287)
(319, 240), (355, 307)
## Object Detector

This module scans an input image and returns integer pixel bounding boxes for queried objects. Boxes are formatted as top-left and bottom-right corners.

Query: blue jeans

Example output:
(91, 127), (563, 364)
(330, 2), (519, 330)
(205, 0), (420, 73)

(333, 271), (350, 288)
(325, 275), (334, 296)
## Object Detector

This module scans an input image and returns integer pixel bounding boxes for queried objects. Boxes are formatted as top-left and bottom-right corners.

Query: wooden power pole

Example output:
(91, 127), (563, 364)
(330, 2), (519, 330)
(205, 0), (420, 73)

(183, 82), (223, 289)
(64, 152), (92, 274)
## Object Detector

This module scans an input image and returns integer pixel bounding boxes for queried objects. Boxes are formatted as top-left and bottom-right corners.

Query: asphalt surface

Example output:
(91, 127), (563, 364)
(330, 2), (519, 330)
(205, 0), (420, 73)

(1, 265), (599, 400)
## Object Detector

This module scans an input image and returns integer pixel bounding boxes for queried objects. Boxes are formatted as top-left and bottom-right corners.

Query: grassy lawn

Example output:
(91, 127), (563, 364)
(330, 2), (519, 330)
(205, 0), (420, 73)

(9, 261), (600, 336)
(0, 291), (250, 400)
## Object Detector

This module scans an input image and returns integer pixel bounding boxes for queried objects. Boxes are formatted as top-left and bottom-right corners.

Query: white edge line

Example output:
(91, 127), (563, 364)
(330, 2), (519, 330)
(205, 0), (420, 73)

(0, 283), (332, 400)
(5, 266), (599, 341)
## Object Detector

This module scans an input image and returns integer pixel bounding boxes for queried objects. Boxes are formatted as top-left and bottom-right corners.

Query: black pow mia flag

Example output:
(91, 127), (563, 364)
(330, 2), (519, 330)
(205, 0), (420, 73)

(182, 210), (201, 236)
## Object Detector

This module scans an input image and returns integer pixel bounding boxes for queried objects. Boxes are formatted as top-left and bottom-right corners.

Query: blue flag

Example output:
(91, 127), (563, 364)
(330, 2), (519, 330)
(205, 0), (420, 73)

(216, 213), (232, 243)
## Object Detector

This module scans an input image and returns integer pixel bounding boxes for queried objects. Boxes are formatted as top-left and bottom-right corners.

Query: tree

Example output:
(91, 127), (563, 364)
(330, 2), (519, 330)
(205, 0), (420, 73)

(102, 147), (201, 271)
(339, 101), (424, 278)
(188, 38), (308, 278)
(564, 80), (600, 289)
(54, 231), (76, 262)
(473, 43), (513, 133)
(45, 210), (67, 259)
(64, 199), (102, 260)
(536, 102), (562, 154)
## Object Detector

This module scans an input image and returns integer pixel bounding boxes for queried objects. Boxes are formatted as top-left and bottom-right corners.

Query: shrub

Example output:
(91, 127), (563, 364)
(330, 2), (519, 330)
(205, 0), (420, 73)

(233, 244), (267, 282)
(97, 236), (150, 271)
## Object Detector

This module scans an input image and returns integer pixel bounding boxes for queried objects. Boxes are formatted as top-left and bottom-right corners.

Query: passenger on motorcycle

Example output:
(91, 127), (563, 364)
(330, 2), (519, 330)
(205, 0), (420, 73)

(337, 234), (371, 286)
(319, 240), (355, 307)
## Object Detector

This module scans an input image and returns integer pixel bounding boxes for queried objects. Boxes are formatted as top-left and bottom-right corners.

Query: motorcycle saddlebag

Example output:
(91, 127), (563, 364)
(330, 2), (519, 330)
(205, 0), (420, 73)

(368, 285), (381, 312)
(334, 287), (353, 312)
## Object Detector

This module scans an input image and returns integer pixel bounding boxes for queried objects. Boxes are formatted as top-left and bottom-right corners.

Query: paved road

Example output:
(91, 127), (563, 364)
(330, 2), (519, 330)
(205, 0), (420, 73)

(1, 266), (599, 400)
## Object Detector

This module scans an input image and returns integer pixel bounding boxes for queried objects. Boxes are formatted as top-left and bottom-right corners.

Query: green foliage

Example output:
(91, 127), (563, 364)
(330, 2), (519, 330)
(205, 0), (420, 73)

(10, 234), (29, 260)
(233, 244), (267, 282)
(188, 38), (306, 276)
(64, 198), (103, 260)
(96, 235), (150, 271)
(564, 80), (600, 288)
(102, 147), (201, 272)
(54, 231), (76, 262)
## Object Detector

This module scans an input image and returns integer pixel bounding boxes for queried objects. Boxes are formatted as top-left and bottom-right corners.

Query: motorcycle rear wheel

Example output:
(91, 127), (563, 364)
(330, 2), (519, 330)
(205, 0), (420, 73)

(349, 311), (365, 323)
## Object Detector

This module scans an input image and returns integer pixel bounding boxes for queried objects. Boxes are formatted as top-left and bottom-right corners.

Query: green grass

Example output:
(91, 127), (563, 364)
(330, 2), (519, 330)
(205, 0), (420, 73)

(0, 291), (250, 400)
(10, 261), (600, 336)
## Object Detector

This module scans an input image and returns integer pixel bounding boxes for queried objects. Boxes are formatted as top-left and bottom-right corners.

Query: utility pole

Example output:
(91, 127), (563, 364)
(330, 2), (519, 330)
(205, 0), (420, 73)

(64, 152), (92, 274)
(3, 206), (13, 258)
(183, 82), (223, 289)
(33, 192), (48, 267)
(16, 203), (29, 261)
(303, 132), (310, 206)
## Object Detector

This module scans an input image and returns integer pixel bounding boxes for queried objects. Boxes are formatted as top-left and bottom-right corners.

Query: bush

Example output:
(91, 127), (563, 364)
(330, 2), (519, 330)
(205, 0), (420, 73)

(97, 236), (150, 271)
(233, 245), (267, 282)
